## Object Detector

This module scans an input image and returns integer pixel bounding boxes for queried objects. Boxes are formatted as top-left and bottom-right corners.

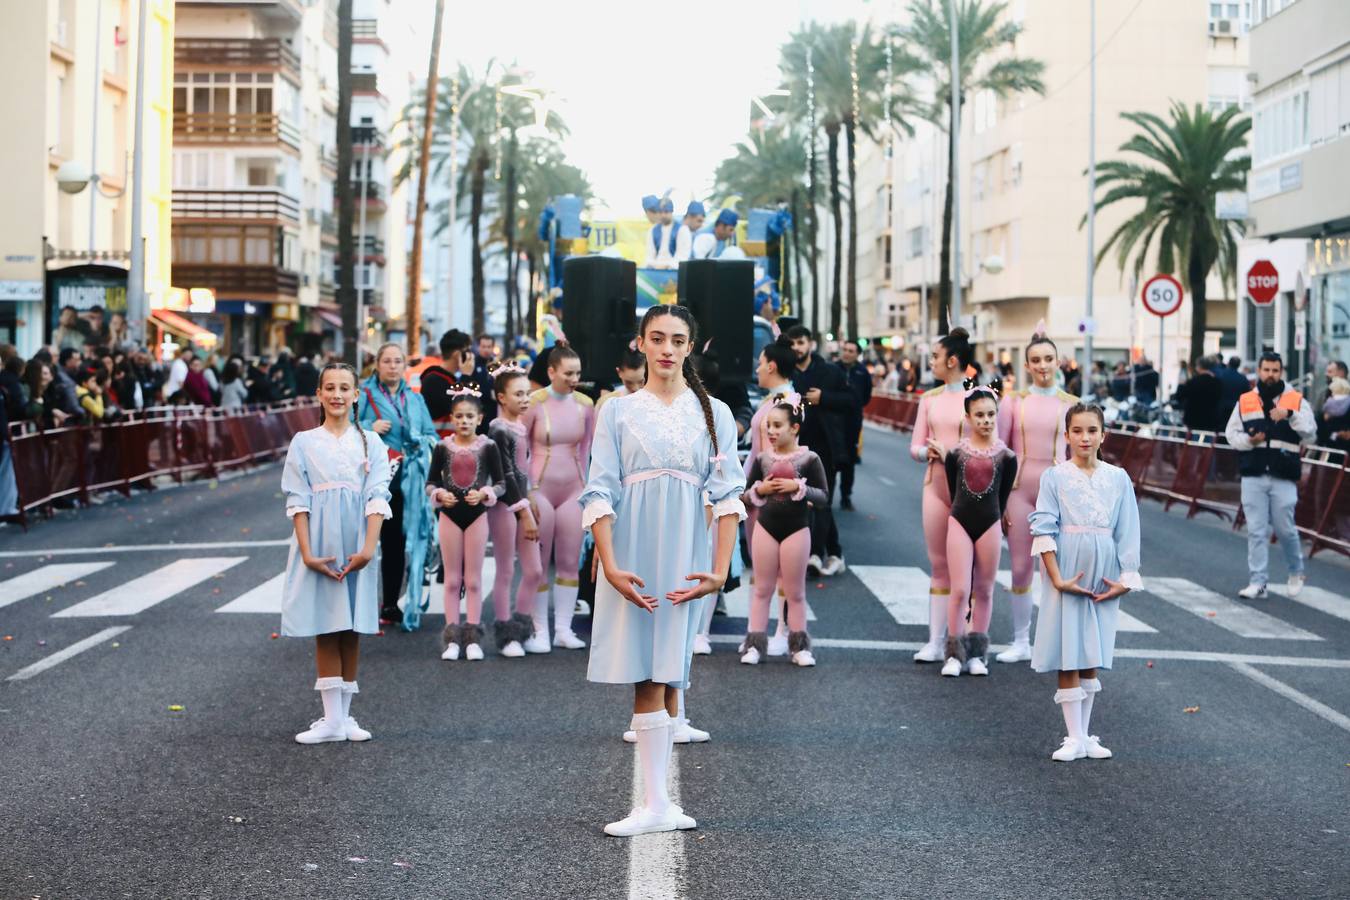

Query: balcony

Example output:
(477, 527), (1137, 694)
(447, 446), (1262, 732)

(172, 189), (300, 224)
(321, 211), (338, 242)
(176, 1), (303, 24)
(352, 19), (382, 42)
(351, 125), (384, 150)
(319, 278), (336, 302)
(172, 263), (300, 301)
(351, 72), (380, 95)
(174, 38), (300, 85)
(357, 236), (386, 258)
(174, 112), (301, 152)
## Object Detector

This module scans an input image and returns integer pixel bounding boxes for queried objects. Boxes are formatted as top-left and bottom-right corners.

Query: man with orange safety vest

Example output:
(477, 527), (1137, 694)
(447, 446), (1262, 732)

(1223, 352), (1316, 600)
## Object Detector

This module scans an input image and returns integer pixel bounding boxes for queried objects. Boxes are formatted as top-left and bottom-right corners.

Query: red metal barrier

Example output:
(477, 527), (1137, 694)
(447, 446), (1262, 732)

(4, 399), (319, 528)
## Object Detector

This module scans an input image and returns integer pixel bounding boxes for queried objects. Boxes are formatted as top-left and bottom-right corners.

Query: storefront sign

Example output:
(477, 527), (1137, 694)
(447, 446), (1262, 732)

(0, 280), (42, 301)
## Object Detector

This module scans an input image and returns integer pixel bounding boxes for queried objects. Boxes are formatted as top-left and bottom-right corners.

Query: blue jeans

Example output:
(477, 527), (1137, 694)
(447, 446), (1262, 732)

(0, 443), (16, 516)
(1240, 475), (1303, 586)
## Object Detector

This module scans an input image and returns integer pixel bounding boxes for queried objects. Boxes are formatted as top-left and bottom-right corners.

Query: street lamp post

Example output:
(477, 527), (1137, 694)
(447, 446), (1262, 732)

(1083, 0), (1097, 395)
(127, 0), (149, 345)
(949, 0), (962, 330)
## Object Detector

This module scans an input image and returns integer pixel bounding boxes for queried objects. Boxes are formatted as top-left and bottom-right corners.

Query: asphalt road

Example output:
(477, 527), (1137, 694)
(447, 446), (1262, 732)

(1, 425), (1347, 899)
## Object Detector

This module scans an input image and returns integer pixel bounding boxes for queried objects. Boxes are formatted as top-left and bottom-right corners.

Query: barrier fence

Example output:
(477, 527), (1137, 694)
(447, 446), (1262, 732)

(864, 390), (1350, 560)
(4, 399), (321, 529)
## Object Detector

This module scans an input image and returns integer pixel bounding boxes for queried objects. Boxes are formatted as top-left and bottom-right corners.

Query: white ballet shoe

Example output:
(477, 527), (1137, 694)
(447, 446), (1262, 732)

(464, 643), (484, 661)
(913, 641), (944, 663)
(673, 719), (710, 743)
(692, 634), (712, 655)
(766, 633), (789, 657)
(440, 643), (460, 661)
(604, 807), (681, 838)
(1051, 737), (1087, 762)
(295, 717), (347, 745)
(344, 717), (372, 742)
(940, 656), (962, 677)
(740, 646), (762, 665)
(668, 804), (698, 830)
(499, 640), (525, 658)
(553, 630), (587, 650)
(996, 640), (1032, 663)
(1084, 735), (1113, 759)
(966, 657), (989, 677)
(523, 631), (551, 654)
(622, 729), (637, 743)
(791, 650), (817, 667)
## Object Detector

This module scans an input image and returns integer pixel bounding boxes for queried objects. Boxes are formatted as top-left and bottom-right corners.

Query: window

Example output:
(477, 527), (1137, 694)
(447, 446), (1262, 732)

(173, 72), (275, 118)
(906, 226), (926, 260)
(879, 235), (892, 283)
(971, 161), (987, 202)
(1253, 87), (1311, 163)
(1009, 143), (1023, 187)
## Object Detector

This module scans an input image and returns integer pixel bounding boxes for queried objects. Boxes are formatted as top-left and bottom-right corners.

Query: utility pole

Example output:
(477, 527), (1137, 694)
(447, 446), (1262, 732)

(949, 0), (962, 329)
(1083, 0), (1097, 393)
(127, 0), (148, 344)
(88, 0), (105, 252)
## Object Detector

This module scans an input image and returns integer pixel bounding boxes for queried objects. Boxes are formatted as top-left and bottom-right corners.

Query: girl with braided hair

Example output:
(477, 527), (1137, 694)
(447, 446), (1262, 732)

(582, 304), (745, 837)
(280, 363), (391, 744)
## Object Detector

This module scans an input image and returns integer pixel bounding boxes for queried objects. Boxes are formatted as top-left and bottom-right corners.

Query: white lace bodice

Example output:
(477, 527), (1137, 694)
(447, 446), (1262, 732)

(621, 388), (708, 473)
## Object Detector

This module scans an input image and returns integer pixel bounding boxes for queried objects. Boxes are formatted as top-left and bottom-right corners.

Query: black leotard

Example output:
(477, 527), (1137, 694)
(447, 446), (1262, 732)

(745, 448), (830, 543)
(427, 435), (506, 530)
(487, 417), (529, 511)
(944, 440), (1017, 541)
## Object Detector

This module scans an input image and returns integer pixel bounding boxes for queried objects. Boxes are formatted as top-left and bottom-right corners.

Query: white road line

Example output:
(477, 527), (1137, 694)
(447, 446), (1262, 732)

(720, 580), (817, 622)
(53, 557), (247, 618)
(1228, 661), (1350, 734)
(702, 633), (1350, 668)
(0, 562), (116, 610)
(852, 565), (931, 625)
(414, 557), (500, 615)
(994, 570), (1156, 633)
(216, 573), (286, 613)
(0, 540), (288, 559)
(6, 626), (131, 682)
(877, 475), (898, 488)
(1268, 583), (1350, 624)
(626, 735), (684, 899)
(1147, 577), (1322, 641)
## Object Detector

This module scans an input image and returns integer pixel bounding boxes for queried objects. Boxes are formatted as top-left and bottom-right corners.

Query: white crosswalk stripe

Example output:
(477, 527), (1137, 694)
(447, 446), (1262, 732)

(719, 580), (818, 621)
(54, 558), (247, 618)
(215, 574), (286, 614)
(852, 565), (931, 625)
(994, 570), (1157, 633)
(1146, 576), (1322, 641)
(0, 562), (116, 610)
(1267, 583), (1350, 624)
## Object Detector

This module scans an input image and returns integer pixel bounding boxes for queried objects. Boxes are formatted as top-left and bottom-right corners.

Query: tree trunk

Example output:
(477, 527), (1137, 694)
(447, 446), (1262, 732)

(470, 151), (487, 337)
(1187, 242), (1209, 370)
(503, 140), (517, 346)
(807, 148), (820, 337)
(526, 251), (537, 345)
(845, 117), (859, 342)
(827, 123), (843, 340)
(404, 0), (445, 357)
(938, 100), (955, 336)
(335, 0), (356, 365)
(790, 189), (804, 318)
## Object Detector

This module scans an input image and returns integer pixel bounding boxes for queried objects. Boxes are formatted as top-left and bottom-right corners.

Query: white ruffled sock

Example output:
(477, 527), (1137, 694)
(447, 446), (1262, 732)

(1054, 686), (1087, 741)
(631, 710), (671, 815)
(340, 681), (358, 719)
(553, 581), (579, 635)
(1080, 678), (1101, 735)
(315, 676), (344, 723)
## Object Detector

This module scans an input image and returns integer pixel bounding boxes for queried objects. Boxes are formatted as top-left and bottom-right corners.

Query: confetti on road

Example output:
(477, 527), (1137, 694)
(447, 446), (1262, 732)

(1183, 706), (1201, 714)
(111, 643), (120, 648)
(393, 860), (412, 869)
(1146, 661), (1154, 668)
(303, 863), (318, 871)
(168, 705), (184, 712)
(2, 636), (11, 642)
(240, 527), (251, 535)
(270, 632), (279, 640)
(346, 856), (368, 863)
(36, 641), (46, 647)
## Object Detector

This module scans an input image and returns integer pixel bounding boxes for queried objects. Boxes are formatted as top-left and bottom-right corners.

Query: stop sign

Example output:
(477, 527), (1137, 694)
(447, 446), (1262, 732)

(1247, 260), (1279, 306)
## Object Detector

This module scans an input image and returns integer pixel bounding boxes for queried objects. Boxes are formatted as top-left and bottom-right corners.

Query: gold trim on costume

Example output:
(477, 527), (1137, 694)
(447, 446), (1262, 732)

(1010, 585), (1032, 595)
(929, 588), (951, 596)
(555, 577), (580, 588)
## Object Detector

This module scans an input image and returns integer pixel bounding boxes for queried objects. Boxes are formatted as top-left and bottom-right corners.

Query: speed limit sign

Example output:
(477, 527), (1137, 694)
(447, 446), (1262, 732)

(1141, 274), (1184, 317)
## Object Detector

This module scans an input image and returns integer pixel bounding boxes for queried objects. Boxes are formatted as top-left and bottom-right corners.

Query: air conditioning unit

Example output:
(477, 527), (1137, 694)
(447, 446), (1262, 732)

(1209, 18), (1234, 34)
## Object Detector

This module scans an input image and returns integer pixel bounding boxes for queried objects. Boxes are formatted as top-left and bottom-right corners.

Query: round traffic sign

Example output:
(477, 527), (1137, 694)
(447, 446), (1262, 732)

(1141, 274), (1184, 317)
(1247, 259), (1279, 306)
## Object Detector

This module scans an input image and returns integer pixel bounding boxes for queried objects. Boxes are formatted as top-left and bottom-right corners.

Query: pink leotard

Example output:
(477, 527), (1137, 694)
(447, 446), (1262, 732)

(909, 384), (967, 593)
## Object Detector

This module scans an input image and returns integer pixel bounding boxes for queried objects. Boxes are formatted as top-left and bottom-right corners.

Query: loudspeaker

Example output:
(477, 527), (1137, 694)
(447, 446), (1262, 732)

(678, 259), (755, 382)
(562, 256), (637, 384)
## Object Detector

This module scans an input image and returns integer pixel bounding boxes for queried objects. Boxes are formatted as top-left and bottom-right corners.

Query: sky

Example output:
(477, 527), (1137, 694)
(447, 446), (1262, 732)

(389, 0), (876, 218)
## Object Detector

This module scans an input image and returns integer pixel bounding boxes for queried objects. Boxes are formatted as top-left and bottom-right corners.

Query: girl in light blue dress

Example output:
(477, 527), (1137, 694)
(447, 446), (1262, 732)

(581, 305), (746, 838)
(1030, 403), (1142, 762)
(280, 363), (392, 745)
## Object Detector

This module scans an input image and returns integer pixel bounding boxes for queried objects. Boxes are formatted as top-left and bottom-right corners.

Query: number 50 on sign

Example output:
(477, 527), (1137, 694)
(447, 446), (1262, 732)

(1142, 274), (1184, 318)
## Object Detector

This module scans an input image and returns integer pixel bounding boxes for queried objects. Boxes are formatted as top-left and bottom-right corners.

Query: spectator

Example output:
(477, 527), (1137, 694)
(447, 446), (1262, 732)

(1132, 358), (1159, 404)
(422, 328), (495, 431)
(1223, 352), (1314, 600)
(0, 351), (26, 424)
(476, 333), (497, 366)
(1108, 361), (1131, 402)
(53, 348), (84, 421)
(201, 352), (221, 400)
(270, 351), (297, 400)
(1090, 360), (1110, 399)
(182, 357), (215, 406)
(112, 357), (142, 411)
(132, 351), (164, 407)
(107, 312), (131, 350)
(220, 360), (249, 410)
(75, 367), (108, 421)
(294, 354), (320, 397)
(0, 372), (14, 516)
(84, 306), (110, 347)
(246, 358), (276, 405)
(835, 339), (872, 511)
(1318, 377), (1350, 453)
(882, 362), (901, 392)
(1176, 356), (1223, 433)
(22, 360), (62, 427)
(164, 348), (192, 397)
(53, 305), (86, 351)
(1215, 355), (1249, 423)
(1325, 360), (1348, 397)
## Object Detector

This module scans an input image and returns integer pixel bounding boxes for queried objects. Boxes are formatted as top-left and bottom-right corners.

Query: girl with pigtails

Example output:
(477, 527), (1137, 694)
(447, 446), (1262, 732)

(280, 363), (391, 744)
(582, 304), (745, 837)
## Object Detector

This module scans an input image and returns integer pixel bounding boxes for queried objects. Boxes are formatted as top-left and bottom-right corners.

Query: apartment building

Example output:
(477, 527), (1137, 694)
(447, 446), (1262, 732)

(1244, 0), (1350, 383)
(0, 0), (174, 357)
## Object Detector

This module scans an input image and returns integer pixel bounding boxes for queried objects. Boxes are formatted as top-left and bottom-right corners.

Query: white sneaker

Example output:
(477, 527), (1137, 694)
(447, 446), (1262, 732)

(1084, 735), (1113, 759)
(792, 649), (817, 667)
(1287, 574), (1306, 598)
(913, 641), (943, 663)
(673, 720), (710, 743)
(345, 717), (372, 742)
(440, 643), (460, 661)
(766, 633), (789, 657)
(940, 657), (962, 677)
(1238, 583), (1268, 600)
(966, 657), (989, 677)
(668, 804), (698, 830)
(996, 641), (1031, 663)
(1051, 737), (1087, 762)
(622, 730), (637, 743)
(295, 717), (347, 745)
(692, 634), (712, 655)
(464, 643), (484, 661)
(553, 630), (586, 650)
(500, 640), (525, 658)
(821, 555), (845, 576)
(523, 631), (551, 654)
(604, 807), (680, 837)
(807, 555), (823, 576)
(740, 646), (762, 665)
(575, 599), (591, 616)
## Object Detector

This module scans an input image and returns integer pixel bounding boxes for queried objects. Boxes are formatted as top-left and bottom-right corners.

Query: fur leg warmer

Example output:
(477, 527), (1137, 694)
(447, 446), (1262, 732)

(460, 623), (484, 647)
(742, 631), (768, 656)
(964, 632), (989, 662)
(441, 623), (461, 650)
(788, 630), (812, 654)
(944, 634), (967, 663)
(494, 612), (534, 649)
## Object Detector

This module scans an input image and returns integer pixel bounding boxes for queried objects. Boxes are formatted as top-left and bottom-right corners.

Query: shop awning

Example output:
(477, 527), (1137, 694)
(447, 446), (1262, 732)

(151, 309), (218, 349)
(316, 308), (344, 330)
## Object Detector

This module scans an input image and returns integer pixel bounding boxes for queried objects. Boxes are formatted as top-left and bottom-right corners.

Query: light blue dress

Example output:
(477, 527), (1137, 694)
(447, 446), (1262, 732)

(581, 389), (746, 688)
(1029, 460), (1144, 673)
(280, 426), (393, 637)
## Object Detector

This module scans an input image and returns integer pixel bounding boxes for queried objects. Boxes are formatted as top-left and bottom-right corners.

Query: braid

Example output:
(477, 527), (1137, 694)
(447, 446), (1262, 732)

(354, 392), (369, 460)
(682, 356), (718, 458)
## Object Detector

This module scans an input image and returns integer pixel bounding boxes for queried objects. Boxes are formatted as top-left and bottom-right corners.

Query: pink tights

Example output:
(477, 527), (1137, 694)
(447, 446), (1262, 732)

(487, 504), (542, 620)
(946, 521), (1002, 635)
(922, 477), (953, 592)
(534, 482), (584, 587)
(439, 514), (489, 625)
(1005, 462), (1049, 592)
(748, 524), (810, 633)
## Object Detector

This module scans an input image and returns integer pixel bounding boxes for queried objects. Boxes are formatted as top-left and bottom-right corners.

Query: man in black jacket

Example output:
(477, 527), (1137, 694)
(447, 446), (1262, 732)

(785, 326), (856, 575)
(1177, 355), (1224, 432)
(835, 339), (872, 510)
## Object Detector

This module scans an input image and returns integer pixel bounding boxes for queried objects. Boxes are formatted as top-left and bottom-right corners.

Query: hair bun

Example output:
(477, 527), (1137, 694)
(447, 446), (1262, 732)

(947, 326), (970, 342)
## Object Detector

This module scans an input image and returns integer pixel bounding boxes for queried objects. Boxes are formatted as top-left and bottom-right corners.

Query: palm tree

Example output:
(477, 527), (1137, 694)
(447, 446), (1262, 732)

(403, 0), (445, 355)
(1089, 103), (1250, 364)
(898, 0), (1045, 333)
(335, 0), (356, 364)
(512, 143), (591, 342)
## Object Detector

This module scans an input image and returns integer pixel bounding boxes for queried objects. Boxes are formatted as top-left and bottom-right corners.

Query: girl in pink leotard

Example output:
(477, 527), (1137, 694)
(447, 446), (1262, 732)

(909, 327), (976, 663)
(523, 345), (595, 650)
(486, 363), (546, 658)
(997, 332), (1074, 664)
